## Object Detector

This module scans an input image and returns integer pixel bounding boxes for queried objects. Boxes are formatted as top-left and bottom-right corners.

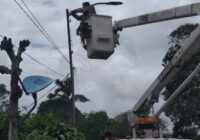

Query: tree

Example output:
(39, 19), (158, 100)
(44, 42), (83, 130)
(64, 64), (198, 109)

(76, 111), (110, 140)
(0, 37), (30, 140)
(108, 112), (130, 139)
(37, 97), (83, 124)
(162, 23), (200, 138)
(162, 23), (199, 67)
(38, 77), (89, 124)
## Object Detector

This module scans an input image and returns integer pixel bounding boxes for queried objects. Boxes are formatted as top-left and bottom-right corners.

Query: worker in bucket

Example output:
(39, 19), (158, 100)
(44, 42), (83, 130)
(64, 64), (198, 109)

(70, 2), (96, 49)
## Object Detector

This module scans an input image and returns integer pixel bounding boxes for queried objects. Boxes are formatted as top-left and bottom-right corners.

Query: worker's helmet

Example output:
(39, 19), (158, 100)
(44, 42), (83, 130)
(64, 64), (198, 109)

(83, 2), (90, 7)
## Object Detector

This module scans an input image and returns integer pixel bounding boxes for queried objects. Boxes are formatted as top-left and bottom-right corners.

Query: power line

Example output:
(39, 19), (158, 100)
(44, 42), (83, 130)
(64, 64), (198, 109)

(14, 0), (70, 64)
(20, 0), (56, 47)
(0, 34), (65, 77)
(23, 52), (65, 77)
(20, 0), (68, 63)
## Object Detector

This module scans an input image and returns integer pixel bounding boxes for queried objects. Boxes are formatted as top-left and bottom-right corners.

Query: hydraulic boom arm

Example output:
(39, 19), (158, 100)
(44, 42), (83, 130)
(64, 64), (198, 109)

(114, 3), (200, 126)
(114, 3), (200, 31)
(130, 25), (200, 118)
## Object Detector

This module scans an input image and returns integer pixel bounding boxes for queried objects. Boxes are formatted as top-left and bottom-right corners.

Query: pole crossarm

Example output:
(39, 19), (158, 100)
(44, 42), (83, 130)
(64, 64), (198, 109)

(114, 3), (200, 31)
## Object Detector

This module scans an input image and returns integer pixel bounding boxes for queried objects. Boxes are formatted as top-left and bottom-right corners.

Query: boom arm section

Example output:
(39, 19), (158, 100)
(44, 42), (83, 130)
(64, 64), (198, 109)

(114, 3), (200, 31)
(131, 25), (200, 118)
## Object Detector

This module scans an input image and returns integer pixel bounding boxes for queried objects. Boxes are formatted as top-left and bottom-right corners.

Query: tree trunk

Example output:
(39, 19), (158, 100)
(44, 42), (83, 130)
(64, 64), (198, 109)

(8, 99), (18, 140)
(8, 70), (21, 140)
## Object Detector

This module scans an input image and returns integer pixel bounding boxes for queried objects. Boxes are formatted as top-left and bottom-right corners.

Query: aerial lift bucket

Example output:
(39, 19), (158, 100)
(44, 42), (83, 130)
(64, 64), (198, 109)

(86, 14), (115, 59)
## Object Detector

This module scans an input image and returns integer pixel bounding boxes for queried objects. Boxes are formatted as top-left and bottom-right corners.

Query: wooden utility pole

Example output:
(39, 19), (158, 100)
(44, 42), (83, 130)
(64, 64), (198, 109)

(0, 37), (30, 140)
(66, 9), (75, 126)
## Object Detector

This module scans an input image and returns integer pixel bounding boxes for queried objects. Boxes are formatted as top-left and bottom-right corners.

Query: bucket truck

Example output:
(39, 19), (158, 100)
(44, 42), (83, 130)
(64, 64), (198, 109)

(93, 2), (200, 138)
(71, 2), (200, 138)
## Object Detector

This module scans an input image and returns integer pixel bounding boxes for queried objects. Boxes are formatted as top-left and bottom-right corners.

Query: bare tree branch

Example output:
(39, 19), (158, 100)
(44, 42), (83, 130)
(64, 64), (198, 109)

(0, 65), (11, 74)
(0, 37), (16, 64)
(17, 40), (30, 64)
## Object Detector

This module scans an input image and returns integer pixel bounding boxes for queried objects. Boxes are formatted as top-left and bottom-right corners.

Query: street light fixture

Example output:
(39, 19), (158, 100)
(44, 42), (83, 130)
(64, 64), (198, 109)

(91, 1), (123, 7)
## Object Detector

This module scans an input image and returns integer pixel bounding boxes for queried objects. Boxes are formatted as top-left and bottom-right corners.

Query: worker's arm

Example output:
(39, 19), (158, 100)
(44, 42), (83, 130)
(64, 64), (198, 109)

(72, 7), (87, 13)
(70, 12), (82, 20)
(70, 7), (87, 20)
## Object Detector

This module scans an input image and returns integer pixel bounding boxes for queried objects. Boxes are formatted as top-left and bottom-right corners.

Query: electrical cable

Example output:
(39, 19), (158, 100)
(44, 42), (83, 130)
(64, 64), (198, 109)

(0, 34), (65, 77)
(14, 0), (70, 64)
(20, 0), (57, 48)
(23, 52), (65, 77)
(20, 0), (69, 63)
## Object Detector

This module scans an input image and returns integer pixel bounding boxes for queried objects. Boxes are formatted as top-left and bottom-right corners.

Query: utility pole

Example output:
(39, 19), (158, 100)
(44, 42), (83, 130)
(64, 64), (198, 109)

(0, 36), (30, 140)
(66, 9), (75, 126)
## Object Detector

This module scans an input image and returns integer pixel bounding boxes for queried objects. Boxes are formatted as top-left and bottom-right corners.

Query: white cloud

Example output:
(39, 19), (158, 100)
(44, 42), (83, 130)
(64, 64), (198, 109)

(179, 0), (192, 5)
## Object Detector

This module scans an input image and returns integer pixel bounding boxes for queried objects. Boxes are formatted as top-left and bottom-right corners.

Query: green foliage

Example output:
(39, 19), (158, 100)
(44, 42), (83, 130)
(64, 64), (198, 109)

(76, 111), (109, 140)
(0, 84), (9, 96)
(38, 78), (89, 124)
(162, 23), (199, 67)
(0, 83), (9, 113)
(0, 112), (9, 140)
(48, 78), (89, 104)
(18, 130), (55, 140)
(37, 97), (83, 124)
(75, 111), (130, 139)
(18, 114), (85, 140)
(172, 125), (197, 139)
(0, 84), (9, 140)
(108, 112), (129, 139)
(162, 23), (200, 138)
(38, 98), (72, 123)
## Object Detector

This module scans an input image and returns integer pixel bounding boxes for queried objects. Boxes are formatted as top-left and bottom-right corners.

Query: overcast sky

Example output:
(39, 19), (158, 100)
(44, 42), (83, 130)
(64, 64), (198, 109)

(0, 0), (200, 121)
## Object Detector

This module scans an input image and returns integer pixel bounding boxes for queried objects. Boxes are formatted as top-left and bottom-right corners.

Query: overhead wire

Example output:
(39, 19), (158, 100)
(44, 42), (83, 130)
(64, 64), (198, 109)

(0, 34), (65, 77)
(14, 0), (70, 64)
(20, 0), (69, 63)
(20, 0), (57, 48)
(22, 52), (65, 77)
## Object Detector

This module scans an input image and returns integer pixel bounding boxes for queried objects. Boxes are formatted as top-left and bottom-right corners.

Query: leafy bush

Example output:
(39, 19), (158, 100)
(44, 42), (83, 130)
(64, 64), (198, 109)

(18, 114), (85, 140)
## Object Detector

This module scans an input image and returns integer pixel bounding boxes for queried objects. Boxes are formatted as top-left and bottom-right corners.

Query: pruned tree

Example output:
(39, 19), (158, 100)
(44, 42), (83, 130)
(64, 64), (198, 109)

(0, 37), (30, 140)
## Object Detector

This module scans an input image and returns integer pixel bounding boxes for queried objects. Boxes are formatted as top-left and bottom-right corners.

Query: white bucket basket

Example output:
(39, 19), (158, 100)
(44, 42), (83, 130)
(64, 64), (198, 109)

(86, 14), (114, 59)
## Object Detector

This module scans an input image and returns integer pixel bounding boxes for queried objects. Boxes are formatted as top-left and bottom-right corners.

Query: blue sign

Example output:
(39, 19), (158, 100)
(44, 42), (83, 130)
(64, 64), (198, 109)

(22, 75), (54, 94)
